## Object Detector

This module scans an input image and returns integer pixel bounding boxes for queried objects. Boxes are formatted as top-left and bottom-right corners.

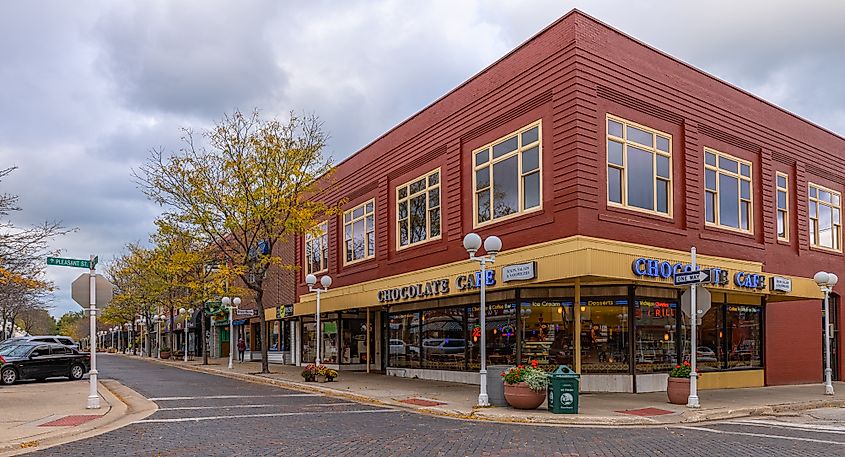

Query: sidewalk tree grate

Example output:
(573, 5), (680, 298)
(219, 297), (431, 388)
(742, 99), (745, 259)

(39, 415), (102, 427)
(399, 398), (445, 407)
(615, 408), (674, 417)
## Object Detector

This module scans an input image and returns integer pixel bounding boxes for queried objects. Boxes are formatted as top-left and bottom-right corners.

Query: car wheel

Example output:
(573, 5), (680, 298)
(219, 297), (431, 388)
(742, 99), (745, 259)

(1, 367), (17, 385)
(69, 364), (85, 380)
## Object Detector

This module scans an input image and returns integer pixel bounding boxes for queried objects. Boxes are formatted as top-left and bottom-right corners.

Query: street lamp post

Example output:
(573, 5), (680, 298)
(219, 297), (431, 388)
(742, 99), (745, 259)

(305, 274), (332, 365)
(222, 297), (241, 369)
(156, 314), (166, 358)
(814, 271), (839, 395)
(462, 232), (502, 407)
(179, 307), (194, 363)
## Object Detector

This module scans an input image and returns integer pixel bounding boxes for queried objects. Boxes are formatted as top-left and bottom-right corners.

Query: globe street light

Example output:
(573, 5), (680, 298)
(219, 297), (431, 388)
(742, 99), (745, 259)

(463, 232), (502, 407)
(814, 271), (839, 395)
(222, 296), (241, 369)
(305, 274), (332, 364)
(179, 307), (194, 362)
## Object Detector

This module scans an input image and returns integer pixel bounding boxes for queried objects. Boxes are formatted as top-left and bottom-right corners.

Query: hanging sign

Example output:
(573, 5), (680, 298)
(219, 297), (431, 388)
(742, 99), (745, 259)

(502, 262), (536, 282)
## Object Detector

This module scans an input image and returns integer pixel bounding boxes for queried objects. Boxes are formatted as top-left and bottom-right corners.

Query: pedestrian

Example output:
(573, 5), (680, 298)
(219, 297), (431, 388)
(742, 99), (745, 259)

(237, 337), (246, 362)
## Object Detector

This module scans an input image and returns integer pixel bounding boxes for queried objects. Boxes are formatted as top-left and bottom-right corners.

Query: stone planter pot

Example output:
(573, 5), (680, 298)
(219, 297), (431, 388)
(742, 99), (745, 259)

(160, 351), (171, 360)
(504, 382), (545, 409)
(667, 377), (690, 405)
(315, 374), (327, 383)
(303, 376), (315, 382)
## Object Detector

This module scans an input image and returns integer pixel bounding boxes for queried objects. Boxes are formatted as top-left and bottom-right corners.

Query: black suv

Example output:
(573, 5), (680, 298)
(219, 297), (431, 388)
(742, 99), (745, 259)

(0, 342), (90, 385)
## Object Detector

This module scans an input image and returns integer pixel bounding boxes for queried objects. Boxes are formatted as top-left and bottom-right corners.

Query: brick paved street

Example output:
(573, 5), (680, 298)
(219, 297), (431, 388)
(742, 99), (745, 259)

(29, 356), (845, 456)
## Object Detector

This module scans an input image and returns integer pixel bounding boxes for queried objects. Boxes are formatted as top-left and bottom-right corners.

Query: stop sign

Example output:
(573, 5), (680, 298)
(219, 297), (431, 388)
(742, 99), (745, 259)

(681, 286), (711, 322)
(71, 273), (114, 308)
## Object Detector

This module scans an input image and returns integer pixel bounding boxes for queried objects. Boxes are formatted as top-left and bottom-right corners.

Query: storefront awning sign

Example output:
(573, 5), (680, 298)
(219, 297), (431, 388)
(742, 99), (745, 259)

(503, 262), (536, 282)
(770, 276), (792, 293)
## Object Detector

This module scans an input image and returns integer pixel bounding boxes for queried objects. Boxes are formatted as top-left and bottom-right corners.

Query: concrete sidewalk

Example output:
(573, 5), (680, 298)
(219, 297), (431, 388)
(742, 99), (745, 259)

(0, 377), (156, 456)
(140, 355), (845, 426)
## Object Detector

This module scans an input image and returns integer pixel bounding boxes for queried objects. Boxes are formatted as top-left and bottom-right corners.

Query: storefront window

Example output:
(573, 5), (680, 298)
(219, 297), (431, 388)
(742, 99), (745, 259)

(635, 299), (678, 373)
(269, 321), (281, 351)
(389, 312), (419, 368)
(302, 321), (316, 364)
(468, 303), (517, 369)
(726, 305), (762, 369)
(581, 299), (629, 373)
(421, 307), (466, 370)
(341, 318), (367, 364)
(322, 320), (339, 364)
(251, 323), (261, 352)
(682, 306), (723, 371)
(519, 301), (573, 369)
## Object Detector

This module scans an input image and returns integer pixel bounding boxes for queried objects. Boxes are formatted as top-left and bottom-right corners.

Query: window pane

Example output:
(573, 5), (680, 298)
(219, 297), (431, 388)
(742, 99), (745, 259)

(521, 126), (539, 145)
(719, 157), (738, 174)
(475, 168), (489, 190)
(475, 149), (489, 166)
(820, 190), (831, 203)
(398, 201), (408, 220)
(682, 306), (722, 372)
(810, 202), (817, 218)
(607, 140), (623, 166)
(810, 220), (817, 245)
(777, 211), (785, 238)
(430, 208), (441, 237)
(706, 191), (715, 223)
(627, 126), (653, 147)
(353, 206), (364, 218)
(344, 212), (351, 223)
(705, 169), (716, 190)
(627, 146), (654, 210)
(477, 190), (491, 223)
(421, 307), (466, 370)
(834, 208), (841, 225)
(740, 163), (751, 178)
(398, 186), (407, 200)
(492, 155), (519, 218)
(353, 219), (365, 259)
(523, 171), (540, 209)
(608, 167), (622, 204)
(345, 240), (353, 262)
(522, 146), (539, 172)
(834, 194), (841, 206)
(820, 204), (833, 247)
(705, 151), (717, 166)
(388, 312), (419, 369)
(520, 301), (572, 369)
(777, 190), (786, 209)
(399, 220), (408, 246)
(726, 306), (762, 369)
(344, 223), (352, 240)
(410, 178), (425, 195)
(468, 303), (518, 369)
(492, 136), (518, 159)
(410, 194), (426, 244)
(740, 201), (750, 230)
(366, 201), (374, 213)
(581, 302), (629, 373)
(776, 175), (787, 188)
(367, 232), (375, 256)
(608, 119), (623, 137)
(428, 188), (439, 208)
(656, 135), (670, 153)
(656, 154), (670, 178)
(719, 174), (739, 228)
(740, 180), (750, 200)
(810, 186), (817, 198)
(656, 180), (669, 213)
(635, 299), (679, 373)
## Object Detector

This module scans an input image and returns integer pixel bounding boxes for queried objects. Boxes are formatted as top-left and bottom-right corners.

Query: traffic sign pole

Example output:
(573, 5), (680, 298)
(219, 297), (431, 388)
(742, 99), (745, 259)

(687, 247), (700, 408)
(87, 254), (100, 409)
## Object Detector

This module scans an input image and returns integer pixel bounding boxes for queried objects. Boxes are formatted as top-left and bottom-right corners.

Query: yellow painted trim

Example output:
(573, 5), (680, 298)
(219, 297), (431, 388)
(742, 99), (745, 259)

(295, 235), (823, 316)
(698, 369), (764, 390)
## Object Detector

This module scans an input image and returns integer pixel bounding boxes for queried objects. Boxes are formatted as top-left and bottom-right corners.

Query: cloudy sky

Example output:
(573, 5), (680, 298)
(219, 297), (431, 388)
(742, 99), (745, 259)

(1, 0), (844, 318)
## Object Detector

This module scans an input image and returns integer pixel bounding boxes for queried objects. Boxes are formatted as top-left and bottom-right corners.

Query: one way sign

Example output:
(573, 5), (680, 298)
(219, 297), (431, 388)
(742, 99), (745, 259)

(674, 269), (713, 286)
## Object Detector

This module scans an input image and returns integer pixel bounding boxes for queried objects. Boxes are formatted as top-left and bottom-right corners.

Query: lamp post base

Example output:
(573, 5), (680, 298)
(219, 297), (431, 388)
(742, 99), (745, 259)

(477, 393), (490, 407)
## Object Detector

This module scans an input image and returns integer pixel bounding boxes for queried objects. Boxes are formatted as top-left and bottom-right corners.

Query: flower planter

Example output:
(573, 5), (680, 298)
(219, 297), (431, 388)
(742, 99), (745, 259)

(315, 374), (327, 383)
(160, 351), (171, 360)
(303, 375), (315, 382)
(504, 382), (546, 409)
(667, 377), (690, 405)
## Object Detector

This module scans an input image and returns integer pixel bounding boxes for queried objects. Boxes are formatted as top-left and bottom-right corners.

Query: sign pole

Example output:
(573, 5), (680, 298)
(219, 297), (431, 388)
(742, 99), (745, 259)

(687, 247), (700, 408)
(87, 254), (100, 409)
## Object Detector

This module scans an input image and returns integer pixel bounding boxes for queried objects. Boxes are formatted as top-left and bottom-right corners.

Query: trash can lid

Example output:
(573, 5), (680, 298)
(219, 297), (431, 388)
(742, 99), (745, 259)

(550, 365), (580, 378)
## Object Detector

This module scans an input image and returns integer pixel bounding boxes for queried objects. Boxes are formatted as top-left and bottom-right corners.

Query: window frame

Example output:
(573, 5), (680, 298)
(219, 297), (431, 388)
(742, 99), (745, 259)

(776, 172), (789, 241)
(343, 199), (376, 265)
(472, 120), (543, 228)
(304, 221), (329, 275)
(808, 182), (842, 252)
(605, 115), (673, 218)
(396, 168), (442, 250)
(704, 148), (754, 234)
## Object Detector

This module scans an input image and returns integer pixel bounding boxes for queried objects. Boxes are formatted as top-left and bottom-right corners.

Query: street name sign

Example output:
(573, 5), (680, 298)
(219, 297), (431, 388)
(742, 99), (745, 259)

(71, 273), (114, 307)
(674, 269), (712, 286)
(47, 257), (92, 269)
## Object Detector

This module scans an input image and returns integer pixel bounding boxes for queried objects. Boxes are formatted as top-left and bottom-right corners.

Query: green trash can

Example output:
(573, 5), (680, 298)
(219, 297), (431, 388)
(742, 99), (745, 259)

(548, 365), (580, 414)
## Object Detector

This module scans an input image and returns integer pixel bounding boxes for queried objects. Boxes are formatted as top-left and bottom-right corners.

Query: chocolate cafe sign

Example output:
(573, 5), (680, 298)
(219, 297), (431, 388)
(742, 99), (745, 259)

(377, 270), (498, 304)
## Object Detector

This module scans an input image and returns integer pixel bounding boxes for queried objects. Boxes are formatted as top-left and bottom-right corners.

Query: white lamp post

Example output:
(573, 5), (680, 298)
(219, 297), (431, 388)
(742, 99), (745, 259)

(179, 307), (194, 362)
(156, 314), (166, 358)
(814, 271), (839, 395)
(305, 274), (332, 365)
(222, 297), (241, 369)
(463, 232), (502, 407)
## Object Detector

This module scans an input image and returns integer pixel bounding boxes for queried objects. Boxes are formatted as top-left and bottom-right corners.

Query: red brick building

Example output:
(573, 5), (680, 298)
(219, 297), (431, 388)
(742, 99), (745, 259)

(281, 10), (843, 393)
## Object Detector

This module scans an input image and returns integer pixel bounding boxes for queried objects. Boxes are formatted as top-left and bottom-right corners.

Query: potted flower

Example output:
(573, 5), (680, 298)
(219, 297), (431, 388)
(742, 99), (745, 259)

(502, 360), (549, 409)
(318, 365), (338, 382)
(301, 364), (318, 382)
(160, 347), (171, 360)
(667, 360), (692, 404)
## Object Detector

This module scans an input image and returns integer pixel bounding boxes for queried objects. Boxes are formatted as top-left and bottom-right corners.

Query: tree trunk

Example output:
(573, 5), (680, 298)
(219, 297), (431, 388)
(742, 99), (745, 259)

(256, 288), (269, 373)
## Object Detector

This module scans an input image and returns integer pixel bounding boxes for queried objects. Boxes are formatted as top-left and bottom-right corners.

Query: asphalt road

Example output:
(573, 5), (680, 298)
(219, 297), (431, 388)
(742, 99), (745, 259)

(29, 356), (845, 456)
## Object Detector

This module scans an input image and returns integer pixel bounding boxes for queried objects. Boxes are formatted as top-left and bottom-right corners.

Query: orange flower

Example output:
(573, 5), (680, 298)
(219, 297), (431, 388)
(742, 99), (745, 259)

(675, 365), (681, 369)
(531, 360), (539, 368)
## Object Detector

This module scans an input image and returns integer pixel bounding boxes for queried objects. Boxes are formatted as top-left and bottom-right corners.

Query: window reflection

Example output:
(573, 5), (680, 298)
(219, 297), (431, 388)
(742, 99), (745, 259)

(581, 300), (629, 373)
(421, 307), (466, 370)
(635, 300), (678, 373)
(468, 303), (517, 369)
(389, 312), (419, 368)
(520, 301), (573, 369)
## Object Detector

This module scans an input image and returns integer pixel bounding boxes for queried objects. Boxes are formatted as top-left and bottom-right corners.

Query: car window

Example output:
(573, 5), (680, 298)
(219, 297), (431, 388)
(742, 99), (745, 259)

(58, 338), (74, 346)
(51, 346), (71, 355)
(32, 338), (54, 343)
(0, 344), (32, 357)
(30, 345), (50, 357)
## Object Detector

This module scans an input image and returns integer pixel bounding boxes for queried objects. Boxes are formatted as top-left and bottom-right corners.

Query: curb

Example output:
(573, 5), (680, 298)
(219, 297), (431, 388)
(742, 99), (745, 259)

(0, 380), (157, 456)
(128, 355), (844, 427)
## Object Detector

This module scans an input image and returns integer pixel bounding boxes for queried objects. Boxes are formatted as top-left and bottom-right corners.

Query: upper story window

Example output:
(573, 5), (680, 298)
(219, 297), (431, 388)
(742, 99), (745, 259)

(397, 169), (441, 249)
(808, 183), (841, 251)
(606, 116), (672, 216)
(473, 121), (541, 226)
(343, 200), (375, 264)
(304, 221), (328, 274)
(704, 148), (752, 233)
(776, 173), (789, 241)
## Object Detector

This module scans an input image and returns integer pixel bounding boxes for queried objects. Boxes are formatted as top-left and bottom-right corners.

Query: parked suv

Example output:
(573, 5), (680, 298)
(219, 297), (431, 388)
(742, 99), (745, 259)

(0, 342), (90, 385)
(6, 336), (79, 350)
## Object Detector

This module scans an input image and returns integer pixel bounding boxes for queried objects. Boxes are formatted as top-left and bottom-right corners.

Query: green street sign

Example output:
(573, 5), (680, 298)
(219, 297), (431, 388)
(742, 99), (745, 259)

(47, 257), (91, 269)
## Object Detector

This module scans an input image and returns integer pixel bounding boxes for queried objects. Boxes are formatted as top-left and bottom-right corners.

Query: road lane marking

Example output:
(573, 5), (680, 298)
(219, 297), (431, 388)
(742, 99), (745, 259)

(159, 402), (359, 411)
(675, 425), (845, 445)
(147, 394), (319, 401)
(724, 419), (845, 434)
(135, 408), (397, 423)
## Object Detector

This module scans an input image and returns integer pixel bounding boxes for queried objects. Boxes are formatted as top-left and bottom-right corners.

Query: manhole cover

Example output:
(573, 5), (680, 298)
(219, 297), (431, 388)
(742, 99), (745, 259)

(616, 407), (673, 417)
(399, 398), (445, 407)
(39, 415), (102, 427)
